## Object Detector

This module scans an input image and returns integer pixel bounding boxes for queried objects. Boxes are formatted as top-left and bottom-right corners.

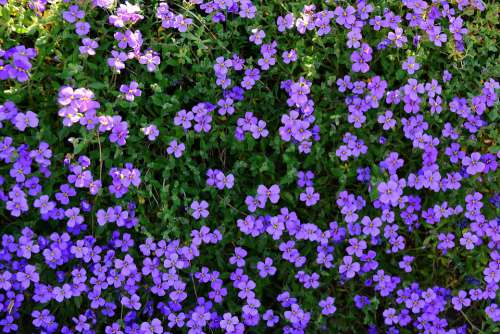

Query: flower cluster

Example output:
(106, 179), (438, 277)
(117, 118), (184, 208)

(108, 164), (141, 199)
(156, 2), (193, 32)
(58, 86), (130, 147)
(335, 132), (368, 161)
(192, 0), (257, 23)
(279, 77), (319, 154)
(0, 45), (36, 82)
(0, 101), (39, 132)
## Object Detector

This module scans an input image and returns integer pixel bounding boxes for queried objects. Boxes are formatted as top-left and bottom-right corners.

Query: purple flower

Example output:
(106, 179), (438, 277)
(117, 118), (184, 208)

(14, 111), (38, 131)
(452, 290), (471, 310)
(339, 256), (360, 279)
(109, 120), (129, 146)
(215, 172), (235, 189)
(166, 140), (185, 158)
(139, 49), (161, 72)
(319, 297), (337, 315)
(34, 195), (56, 214)
(462, 152), (485, 175)
(107, 50), (128, 72)
(190, 200), (209, 220)
(16, 264), (39, 289)
(250, 119), (269, 139)
(350, 51), (370, 73)
(377, 179), (403, 206)
(249, 29), (265, 45)
(257, 257), (276, 277)
(220, 313), (240, 333)
(75, 21), (90, 36)
(277, 14), (294, 32)
(79, 38), (99, 56)
(230, 247), (247, 267)
(257, 184), (280, 204)
(383, 308), (398, 325)
(63, 5), (85, 24)
(282, 49), (298, 64)
(388, 28), (407, 47)
(174, 109), (194, 129)
(398, 255), (414, 273)
(142, 124), (159, 141)
(334, 6), (356, 27)
(299, 187), (320, 206)
(402, 56), (420, 75)
(120, 81), (142, 101)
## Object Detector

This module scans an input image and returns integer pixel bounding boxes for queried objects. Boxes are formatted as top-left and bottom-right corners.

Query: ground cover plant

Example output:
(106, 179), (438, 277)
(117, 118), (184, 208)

(0, 0), (499, 333)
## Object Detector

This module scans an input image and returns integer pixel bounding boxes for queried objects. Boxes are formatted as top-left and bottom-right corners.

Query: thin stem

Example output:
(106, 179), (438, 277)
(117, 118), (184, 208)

(460, 310), (482, 333)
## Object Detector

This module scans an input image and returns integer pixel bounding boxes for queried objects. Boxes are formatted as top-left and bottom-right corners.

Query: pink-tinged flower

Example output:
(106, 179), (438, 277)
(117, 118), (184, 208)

(282, 49), (297, 64)
(139, 50), (161, 72)
(120, 81), (142, 101)
(79, 38), (99, 56)
(249, 29), (265, 45)
(141, 124), (159, 141)
(166, 140), (185, 158)
(388, 27), (407, 48)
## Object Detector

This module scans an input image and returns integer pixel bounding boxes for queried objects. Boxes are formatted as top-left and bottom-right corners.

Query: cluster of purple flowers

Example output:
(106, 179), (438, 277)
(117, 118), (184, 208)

(108, 2), (144, 27)
(62, 5), (99, 56)
(206, 169), (235, 190)
(66, 155), (101, 196)
(58, 86), (130, 146)
(0, 45), (36, 82)
(102, 2), (164, 74)
(96, 204), (138, 228)
(0, 101), (39, 132)
(174, 102), (215, 133)
(27, 0), (48, 16)
(156, 2), (193, 32)
(335, 132), (368, 161)
(108, 163), (141, 199)
(297, 171), (319, 207)
(279, 77), (320, 154)
(235, 112), (269, 140)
